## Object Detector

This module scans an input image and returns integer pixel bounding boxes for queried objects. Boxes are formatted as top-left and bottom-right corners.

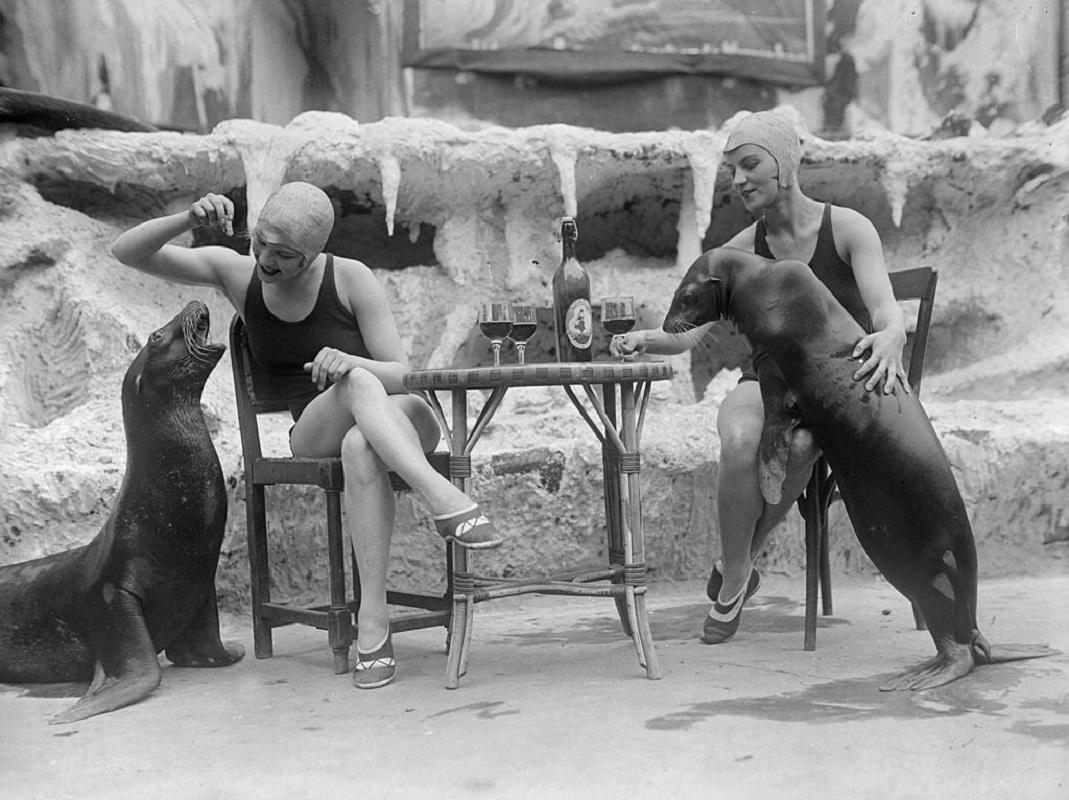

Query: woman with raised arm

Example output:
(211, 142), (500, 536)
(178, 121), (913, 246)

(112, 181), (502, 688)
(612, 111), (906, 645)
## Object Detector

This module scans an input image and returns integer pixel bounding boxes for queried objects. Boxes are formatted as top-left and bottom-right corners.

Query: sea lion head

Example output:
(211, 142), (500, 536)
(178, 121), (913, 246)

(124, 301), (226, 408)
(662, 251), (726, 335)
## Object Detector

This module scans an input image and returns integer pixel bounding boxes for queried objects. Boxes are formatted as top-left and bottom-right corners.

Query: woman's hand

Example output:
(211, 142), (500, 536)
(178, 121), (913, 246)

(852, 327), (909, 394)
(609, 329), (648, 359)
(304, 347), (359, 391)
(188, 193), (234, 236)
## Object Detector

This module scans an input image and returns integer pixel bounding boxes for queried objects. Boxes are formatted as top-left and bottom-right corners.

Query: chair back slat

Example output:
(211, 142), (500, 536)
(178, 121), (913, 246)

(229, 314), (289, 462)
(888, 267), (939, 396)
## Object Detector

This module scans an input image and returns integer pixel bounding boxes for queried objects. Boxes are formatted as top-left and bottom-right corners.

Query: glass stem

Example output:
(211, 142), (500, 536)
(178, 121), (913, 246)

(517, 343), (526, 365)
(492, 341), (502, 367)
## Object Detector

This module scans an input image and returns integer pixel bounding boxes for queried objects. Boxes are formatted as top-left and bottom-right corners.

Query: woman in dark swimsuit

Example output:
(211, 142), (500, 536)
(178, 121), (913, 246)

(613, 111), (907, 644)
(112, 182), (501, 689)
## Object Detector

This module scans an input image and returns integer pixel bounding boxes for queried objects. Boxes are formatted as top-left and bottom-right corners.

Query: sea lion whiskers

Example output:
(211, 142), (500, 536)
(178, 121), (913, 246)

(687, 324), (723, 361)
(659, 312), (721, 360)
(183, 324), (214, 363)
(181, 305), (217, 364)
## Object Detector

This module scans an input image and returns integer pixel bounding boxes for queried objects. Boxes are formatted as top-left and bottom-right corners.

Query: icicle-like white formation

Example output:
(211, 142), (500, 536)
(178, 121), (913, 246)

(677, 134), (725, 270)
(881, 159), (911, 228)
(222, 121), (306, 232)
(378, 154), (401, 237)
(682, 134), (724, 244)
(675, 170), (701, 273)
(238, 141), (288, 232)
(547, 135), (579, 217)
(221, 112), (361, 232)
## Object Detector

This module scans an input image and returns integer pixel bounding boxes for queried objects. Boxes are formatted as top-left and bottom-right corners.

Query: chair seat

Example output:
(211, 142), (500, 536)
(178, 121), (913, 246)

(252, 457), (345, 488)
(251, 451), (451, 492)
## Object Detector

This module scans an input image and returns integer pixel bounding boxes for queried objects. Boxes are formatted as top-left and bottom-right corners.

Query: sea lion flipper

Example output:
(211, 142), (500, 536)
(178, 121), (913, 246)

(974, 633), (1056, 667)
(756, 361), (799, 506)
(758, 417), (795, 506)
(879, 640), (976, 691)
(165, 588), (245, 667)
(880, 637), (1058, 693)
(51, 588), (162, 724)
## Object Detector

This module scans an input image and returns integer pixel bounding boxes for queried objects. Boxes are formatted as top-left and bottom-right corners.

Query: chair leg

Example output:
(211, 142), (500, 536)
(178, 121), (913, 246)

(803, 472), (821, 652)
(819, 507), (833, 616)
(246, 483), (274, 660)
(325, 489), (353, 675)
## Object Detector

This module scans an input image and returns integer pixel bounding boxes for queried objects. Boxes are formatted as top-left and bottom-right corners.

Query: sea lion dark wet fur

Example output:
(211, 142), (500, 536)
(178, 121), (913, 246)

(0, 301), (243, 723)
(663, 247), (1055, 690)
(0, 87), (157, 134)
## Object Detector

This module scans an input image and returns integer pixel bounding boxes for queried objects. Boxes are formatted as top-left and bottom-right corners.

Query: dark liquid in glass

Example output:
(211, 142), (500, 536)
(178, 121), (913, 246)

(510, 322), (537, 342)
(602, 319), (635, 336)
(480, 321), (513, 339)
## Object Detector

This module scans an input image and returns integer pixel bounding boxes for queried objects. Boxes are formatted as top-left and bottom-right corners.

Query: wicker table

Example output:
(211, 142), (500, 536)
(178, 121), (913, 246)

(404, 361), (673, 687)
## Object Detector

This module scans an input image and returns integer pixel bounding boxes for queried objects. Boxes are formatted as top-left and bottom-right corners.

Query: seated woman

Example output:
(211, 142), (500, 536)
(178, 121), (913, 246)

(612, 111), (906, 645)
(111, 181), (502, 689)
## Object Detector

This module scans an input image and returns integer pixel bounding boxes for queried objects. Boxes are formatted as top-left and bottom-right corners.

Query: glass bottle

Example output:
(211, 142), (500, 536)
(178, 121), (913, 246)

(551, 216), (592, 362)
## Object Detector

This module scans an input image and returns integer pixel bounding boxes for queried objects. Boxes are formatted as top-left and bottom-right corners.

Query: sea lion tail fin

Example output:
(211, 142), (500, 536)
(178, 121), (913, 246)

(971, 630), (1059, 665)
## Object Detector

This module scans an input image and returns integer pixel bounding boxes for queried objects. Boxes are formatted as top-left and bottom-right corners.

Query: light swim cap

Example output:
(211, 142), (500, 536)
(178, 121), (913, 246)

(723, 111), (803, 189)
(259, 182), (335, 257)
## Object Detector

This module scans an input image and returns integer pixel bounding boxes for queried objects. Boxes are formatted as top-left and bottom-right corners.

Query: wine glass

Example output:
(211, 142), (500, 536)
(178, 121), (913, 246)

(478, 301), (513, 366)
(601, 296), (636, 360)
(509, 305), (537, 365)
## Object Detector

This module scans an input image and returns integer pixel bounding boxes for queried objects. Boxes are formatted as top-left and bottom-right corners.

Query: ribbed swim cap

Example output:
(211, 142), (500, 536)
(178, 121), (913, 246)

(723, 111), (803, 189)
(259, 182), (336, 257)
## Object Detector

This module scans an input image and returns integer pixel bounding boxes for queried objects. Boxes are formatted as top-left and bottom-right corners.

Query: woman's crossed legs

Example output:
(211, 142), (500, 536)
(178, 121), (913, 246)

(289, 368), (484, 653)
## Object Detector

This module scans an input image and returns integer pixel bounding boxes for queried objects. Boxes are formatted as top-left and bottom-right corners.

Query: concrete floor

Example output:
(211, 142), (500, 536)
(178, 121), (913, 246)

(2, 573), (1067, 800)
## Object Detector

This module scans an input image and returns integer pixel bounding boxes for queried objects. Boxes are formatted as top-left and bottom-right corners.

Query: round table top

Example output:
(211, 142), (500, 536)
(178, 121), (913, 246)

(404, 360), (673, 390)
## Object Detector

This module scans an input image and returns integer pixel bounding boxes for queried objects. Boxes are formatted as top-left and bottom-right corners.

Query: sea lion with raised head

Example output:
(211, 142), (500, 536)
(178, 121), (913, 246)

(663, 246), (1055, 690)
(0, 301), (243, 723)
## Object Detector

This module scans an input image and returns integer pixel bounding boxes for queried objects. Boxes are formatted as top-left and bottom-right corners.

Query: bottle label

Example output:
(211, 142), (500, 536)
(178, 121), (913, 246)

(565, 298), (592, 349)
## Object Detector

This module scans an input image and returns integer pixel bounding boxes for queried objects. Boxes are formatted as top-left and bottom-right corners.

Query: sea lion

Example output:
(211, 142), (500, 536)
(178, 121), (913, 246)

(0, 301), (243, 723)
(663, 247), (1055, 690)
(0, 87), (157, 135)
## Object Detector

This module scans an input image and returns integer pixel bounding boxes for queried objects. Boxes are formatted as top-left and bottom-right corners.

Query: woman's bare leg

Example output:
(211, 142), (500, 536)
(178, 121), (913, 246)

(715, 382), (766, 600)
(338, 425), (396, 651)
(290, 376), (461, 652)
(292, 368), (470, 515)
(716, 384), (823, 596)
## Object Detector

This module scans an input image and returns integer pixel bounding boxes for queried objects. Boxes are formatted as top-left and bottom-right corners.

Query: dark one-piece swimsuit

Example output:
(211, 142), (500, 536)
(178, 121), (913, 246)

(243, 253), (371, 421)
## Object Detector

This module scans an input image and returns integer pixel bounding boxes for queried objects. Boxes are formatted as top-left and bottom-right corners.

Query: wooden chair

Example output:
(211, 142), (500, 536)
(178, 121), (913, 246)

(798, 267), (939, 650)
(228, 315), (454, 674)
